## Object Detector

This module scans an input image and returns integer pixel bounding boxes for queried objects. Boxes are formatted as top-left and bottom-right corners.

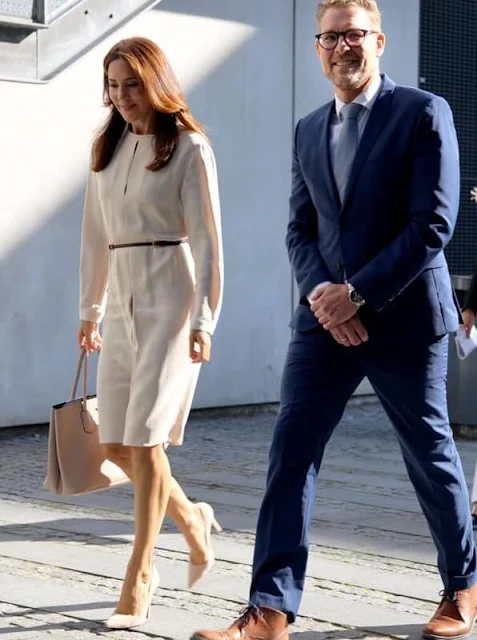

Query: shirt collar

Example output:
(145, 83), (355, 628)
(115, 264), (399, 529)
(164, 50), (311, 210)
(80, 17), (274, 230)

(334, 74), (382, 120)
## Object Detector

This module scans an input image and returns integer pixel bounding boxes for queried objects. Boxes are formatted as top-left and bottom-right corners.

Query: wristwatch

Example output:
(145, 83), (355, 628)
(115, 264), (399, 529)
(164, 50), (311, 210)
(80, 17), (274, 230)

(347, 283), (365, 308)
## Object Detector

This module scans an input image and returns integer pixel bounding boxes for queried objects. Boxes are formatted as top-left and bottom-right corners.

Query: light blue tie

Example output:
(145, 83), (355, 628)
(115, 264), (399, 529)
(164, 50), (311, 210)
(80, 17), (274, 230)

(334, 103), (363, 202)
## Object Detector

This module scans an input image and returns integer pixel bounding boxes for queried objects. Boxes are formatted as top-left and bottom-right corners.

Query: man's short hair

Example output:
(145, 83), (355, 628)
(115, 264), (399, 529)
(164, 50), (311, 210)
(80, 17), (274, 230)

(317, 0), (382, 29)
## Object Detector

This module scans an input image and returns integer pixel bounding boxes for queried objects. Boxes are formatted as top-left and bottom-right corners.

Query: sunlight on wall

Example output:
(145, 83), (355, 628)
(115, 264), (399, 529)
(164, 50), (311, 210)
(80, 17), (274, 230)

(0, 9), (256, 261)
(136, 11), (258, 94)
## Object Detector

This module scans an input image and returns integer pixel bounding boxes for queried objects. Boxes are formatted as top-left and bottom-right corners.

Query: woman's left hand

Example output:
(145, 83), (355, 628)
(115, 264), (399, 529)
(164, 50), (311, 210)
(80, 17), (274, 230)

(189, 330), (212, 363)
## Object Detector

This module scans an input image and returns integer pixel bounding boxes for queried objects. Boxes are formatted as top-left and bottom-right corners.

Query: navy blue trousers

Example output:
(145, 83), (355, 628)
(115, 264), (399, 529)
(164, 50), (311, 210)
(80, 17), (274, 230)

(249, 330), (477, 622)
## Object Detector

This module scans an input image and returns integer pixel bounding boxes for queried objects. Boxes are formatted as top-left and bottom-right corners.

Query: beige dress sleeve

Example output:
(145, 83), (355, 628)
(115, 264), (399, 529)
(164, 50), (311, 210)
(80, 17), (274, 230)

(180, 138), (223, 335)
(79, 170), (109, 323)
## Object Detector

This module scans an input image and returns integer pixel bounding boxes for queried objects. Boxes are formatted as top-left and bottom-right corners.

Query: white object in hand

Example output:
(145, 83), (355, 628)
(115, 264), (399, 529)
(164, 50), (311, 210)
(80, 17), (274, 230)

(454, 325), (477, 360)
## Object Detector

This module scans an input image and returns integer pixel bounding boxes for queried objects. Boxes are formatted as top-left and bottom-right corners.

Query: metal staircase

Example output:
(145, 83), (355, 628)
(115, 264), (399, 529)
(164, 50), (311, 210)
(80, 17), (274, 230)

(0, 0), (161, 82)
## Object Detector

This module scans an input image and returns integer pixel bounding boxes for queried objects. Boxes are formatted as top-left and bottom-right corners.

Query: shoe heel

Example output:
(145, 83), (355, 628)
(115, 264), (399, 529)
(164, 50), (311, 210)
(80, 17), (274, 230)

(212, 518), (222, 533)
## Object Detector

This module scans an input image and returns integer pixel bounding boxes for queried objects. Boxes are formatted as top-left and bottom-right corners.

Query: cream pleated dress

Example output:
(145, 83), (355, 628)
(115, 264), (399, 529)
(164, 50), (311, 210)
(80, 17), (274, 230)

(79, 128), (223, 447)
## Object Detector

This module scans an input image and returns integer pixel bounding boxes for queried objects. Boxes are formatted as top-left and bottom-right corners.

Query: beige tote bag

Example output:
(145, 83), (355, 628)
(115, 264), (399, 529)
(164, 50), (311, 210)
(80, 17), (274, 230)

(43, 350), (129, 495)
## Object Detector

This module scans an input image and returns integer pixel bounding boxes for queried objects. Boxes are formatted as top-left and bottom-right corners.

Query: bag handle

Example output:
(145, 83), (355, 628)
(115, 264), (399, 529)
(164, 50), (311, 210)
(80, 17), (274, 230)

(71, 349), (89, 404)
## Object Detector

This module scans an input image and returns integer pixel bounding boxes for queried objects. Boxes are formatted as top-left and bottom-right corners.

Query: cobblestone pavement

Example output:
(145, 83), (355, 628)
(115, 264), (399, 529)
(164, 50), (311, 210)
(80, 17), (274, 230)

(1, 399), (477, 639)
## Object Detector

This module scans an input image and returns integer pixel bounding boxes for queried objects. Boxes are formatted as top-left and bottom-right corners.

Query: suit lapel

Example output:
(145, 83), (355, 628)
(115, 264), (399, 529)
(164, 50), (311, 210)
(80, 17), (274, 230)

(342, 75), (396, 208)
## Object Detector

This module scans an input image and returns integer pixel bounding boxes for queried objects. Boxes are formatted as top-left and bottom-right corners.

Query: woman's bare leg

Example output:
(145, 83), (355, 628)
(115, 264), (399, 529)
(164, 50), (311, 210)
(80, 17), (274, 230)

(103, 445), (208, 566)
(113, 445), (171, 615)
(168, 477), (208, 564)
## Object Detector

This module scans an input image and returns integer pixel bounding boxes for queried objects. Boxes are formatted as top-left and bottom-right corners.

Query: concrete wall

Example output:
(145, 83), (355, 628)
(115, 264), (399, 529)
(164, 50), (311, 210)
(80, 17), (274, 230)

(0, 0), (420, 426)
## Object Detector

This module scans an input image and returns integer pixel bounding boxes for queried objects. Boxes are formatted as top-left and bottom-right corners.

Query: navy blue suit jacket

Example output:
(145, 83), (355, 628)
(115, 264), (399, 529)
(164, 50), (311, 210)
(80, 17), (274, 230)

(288, 74), (461, 342)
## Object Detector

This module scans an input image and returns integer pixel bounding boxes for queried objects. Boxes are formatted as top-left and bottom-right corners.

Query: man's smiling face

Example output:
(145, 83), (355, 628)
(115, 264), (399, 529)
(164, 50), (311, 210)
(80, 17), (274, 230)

(316, 5), (385, 98)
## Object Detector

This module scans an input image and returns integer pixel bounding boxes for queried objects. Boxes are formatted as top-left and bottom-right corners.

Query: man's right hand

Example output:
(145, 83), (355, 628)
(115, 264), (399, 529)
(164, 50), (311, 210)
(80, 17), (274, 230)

(329, 315), (369, 347)
(77, 320), (102, 352)
(462, 309), (475, 338)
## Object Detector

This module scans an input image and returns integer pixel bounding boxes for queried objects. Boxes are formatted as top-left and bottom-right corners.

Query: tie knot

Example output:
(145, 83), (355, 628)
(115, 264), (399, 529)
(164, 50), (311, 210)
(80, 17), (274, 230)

(340, 102), (363, 121)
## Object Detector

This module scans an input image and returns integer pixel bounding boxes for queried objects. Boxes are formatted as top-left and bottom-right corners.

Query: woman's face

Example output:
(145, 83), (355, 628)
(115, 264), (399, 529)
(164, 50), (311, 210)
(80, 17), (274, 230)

(107, 58), (155, 133)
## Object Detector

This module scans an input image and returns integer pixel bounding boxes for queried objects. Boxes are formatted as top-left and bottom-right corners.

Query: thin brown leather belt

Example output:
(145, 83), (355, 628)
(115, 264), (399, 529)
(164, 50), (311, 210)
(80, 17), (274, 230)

(108, 240), (183, 250)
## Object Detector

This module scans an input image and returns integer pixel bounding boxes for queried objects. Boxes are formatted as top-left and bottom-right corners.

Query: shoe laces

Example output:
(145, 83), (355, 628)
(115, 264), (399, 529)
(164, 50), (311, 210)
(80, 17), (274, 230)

(236, 604), (264, 630)
(439, 589), (466, 611)
(438, 590), (466, 622)
(440, 590), (458, 603)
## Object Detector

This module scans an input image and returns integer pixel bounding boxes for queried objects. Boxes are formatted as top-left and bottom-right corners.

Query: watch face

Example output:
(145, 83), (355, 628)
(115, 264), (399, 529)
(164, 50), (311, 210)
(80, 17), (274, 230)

(351, 290), (364, 305)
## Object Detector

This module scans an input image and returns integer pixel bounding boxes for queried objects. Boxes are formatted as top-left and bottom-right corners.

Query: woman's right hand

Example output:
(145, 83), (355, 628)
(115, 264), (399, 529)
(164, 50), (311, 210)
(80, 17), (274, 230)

(77, 320), (102, 352)
(462, 309), (475, 338)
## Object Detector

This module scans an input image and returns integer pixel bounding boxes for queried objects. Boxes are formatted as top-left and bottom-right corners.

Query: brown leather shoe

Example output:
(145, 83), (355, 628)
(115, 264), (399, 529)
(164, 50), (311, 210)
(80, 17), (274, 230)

(190, 605), (289, 640)
(423, 584), (477, 639)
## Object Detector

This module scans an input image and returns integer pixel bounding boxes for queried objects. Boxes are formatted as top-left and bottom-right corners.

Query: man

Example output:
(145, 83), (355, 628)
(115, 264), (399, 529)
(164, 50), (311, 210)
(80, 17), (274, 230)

(191, 1), (477, 639)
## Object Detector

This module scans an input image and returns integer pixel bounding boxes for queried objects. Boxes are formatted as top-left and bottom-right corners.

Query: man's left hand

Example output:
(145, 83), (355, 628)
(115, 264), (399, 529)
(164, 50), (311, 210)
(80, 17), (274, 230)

(310, 283), (358, 329)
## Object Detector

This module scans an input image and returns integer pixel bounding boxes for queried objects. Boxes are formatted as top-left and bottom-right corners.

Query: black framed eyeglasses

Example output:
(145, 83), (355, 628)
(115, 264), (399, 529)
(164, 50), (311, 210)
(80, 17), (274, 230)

(315, 29), (378, 50)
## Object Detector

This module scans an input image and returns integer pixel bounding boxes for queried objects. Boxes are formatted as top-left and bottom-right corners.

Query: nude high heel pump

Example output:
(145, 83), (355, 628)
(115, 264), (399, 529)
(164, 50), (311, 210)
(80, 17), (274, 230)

(106, 565), (160, 630)
(188, 502), (222, 589)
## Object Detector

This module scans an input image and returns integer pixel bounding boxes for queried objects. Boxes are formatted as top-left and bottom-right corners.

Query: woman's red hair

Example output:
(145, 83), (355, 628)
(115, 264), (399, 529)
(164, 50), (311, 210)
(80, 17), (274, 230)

(91, 37), (206, 172)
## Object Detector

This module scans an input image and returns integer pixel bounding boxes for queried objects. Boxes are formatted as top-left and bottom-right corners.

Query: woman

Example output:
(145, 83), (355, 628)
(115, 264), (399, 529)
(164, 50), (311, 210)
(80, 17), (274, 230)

(77, 37), (223, 629)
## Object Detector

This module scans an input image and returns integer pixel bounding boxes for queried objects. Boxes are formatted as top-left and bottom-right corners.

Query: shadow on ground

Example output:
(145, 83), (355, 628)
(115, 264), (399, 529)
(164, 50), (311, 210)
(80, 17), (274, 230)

(0, 518), (134, 544)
